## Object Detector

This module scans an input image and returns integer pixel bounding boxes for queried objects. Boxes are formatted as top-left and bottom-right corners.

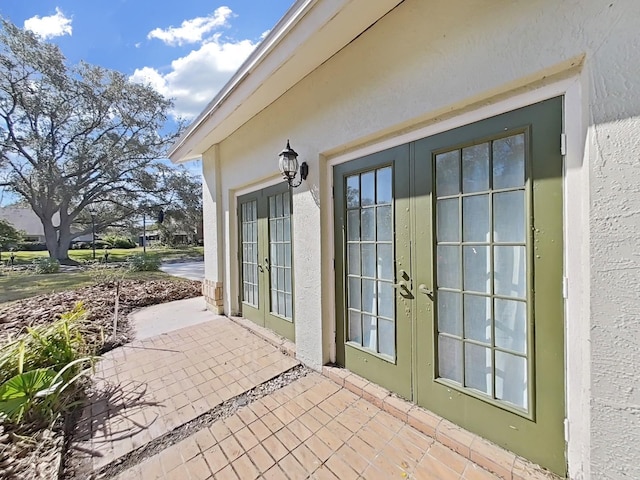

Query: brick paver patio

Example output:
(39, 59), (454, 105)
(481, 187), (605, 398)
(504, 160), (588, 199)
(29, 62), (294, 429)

(112, 373), (498, 480)
(73, 317), (298, 471)
(70, 307), (553, 479)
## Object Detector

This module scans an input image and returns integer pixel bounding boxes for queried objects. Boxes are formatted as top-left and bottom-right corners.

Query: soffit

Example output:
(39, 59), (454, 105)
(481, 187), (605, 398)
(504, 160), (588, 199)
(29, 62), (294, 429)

(169, 0), (403, 163)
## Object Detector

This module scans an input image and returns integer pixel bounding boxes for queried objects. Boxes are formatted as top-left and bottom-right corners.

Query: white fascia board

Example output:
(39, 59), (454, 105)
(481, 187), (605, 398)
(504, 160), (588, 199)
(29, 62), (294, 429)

(169, 0), (403, 163)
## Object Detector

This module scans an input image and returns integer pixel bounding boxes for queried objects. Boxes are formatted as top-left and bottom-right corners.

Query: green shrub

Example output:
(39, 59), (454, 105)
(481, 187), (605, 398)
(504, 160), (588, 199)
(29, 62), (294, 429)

(17, 241), (47, 251)
(32, 257), (60, 274)
(0, 304), (98, 426)
(102, 235), (136, 249)
(128, 253), (160, 272)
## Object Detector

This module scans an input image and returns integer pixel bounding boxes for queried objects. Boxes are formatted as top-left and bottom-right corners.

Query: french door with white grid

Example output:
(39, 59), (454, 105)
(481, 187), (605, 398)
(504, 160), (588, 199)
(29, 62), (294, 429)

(335, 97), (566, 476)
(238, 183), (294, 341)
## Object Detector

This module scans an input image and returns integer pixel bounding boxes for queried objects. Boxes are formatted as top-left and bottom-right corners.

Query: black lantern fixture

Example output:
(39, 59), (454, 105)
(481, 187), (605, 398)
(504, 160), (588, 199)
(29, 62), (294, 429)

(278, 140), (308, 188)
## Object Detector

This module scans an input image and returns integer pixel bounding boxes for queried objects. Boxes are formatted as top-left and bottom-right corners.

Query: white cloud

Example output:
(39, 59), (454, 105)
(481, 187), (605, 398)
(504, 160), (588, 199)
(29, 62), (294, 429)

(147, 6), (233, 47)
(131, 34), (257, 120)
(24, 7), (72, 40)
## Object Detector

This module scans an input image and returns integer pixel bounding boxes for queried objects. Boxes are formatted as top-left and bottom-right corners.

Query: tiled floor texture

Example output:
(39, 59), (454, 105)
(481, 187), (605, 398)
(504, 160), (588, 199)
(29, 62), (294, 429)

(73, 318), (298, 471)
(71, 310), (553, 479)
(113, 373), (498, 480)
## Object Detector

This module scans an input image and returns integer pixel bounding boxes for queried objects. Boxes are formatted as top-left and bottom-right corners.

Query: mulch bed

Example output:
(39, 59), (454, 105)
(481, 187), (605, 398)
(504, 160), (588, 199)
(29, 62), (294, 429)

(0, 278), (202, 480)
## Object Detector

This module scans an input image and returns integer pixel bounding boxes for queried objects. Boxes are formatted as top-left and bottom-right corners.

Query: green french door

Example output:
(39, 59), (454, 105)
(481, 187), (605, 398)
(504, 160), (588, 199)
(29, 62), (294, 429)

(334, 145), (413, 399)
(334, 97), (565, 475)
(238, 183), (295, 341)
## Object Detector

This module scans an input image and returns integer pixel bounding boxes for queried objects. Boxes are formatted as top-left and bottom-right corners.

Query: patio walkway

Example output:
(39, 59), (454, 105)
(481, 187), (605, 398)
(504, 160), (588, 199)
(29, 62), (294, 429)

(72, 317), (298, 473)
(68, 304), (520, 479)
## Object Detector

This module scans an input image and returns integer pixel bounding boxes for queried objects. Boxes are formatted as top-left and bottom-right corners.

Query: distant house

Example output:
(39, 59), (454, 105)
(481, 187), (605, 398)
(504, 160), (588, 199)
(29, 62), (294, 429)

(0, 207), (92, 243)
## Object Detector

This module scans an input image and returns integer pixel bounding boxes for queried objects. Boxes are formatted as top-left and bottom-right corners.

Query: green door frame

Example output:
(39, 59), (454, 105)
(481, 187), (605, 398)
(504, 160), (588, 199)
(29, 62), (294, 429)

(333, 97), (565, 475)
(238, 182), (295, 341)
(334, 145), (413, 400)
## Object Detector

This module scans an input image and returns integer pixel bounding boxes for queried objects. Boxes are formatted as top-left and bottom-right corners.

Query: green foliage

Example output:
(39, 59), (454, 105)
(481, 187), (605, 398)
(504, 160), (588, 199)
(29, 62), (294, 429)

(128, 253), (161, 272)
(31, 257), (60, 274)
(0, 304), (98, 425)
(0, 19), (183, 261)
(0, 368), (57, 422)
(101, 235), (136, 249)
(0, 219), (23, 250)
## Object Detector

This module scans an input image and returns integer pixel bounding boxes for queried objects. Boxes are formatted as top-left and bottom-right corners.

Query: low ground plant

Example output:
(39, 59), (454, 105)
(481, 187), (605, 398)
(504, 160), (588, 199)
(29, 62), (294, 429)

(128, 253), (161, 272)
(0, 303), (99, 429)
(31, 257), (60, 274)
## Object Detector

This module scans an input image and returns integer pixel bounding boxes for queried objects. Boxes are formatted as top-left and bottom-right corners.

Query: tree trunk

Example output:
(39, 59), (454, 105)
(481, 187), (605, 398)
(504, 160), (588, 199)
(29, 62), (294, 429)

(41, 214), (74, 263)
(41, 216), (59, 259)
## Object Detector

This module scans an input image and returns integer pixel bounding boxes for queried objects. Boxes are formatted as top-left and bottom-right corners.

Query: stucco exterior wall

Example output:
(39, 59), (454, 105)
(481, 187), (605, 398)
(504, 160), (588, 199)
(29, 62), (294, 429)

(200, 0), (640, 477)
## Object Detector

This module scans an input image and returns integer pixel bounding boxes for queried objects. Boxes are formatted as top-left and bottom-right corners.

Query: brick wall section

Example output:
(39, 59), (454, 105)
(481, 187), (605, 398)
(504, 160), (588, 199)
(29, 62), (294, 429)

(203, 279), (224, 314)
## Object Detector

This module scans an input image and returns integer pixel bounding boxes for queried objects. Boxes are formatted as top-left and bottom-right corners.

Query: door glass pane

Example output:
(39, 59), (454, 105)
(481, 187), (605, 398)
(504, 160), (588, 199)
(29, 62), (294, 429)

(241, 200), (259, 307)
(346, 175), (360, 208)
(361, 171), (375, 206)
(494, 246), (526, 298)
(438, 336), (462, 384)
(493, 134), (525, 189)
(268, 192), (293, 319)
(376, 167), (392, 204)
(437, 199), (459, 242)
(463, 246), (490, 293)
(362, 279), (376, 314)
(495, 352), (528, 409)
(464, 294), (491, 343)
(349, 310), (362, 344)
(462, 143), (489, 193)
(378, 319), (395, 357)
(361, 208), (375, 241)
(437, 291), (462, 336)
(362, 314), (377, 350)
(344, 166), (397, 358)
(376, 206), (392, 241)
(361, 244), (376, 278)
(494, 191), (525, 243)
(348, 244), (360, 275)
(495, 298), (527, 354)
(377, 244), (393, 280)
(437, 246), (461, 289)
(463, 195), (490, 242)
(347, 210), (360, 241)
(348, 278), (361, 310)
(434, 133), (530, 412)
(436, 150), (460, 197)
(377, 281), (394, 319)
(465, 343), (492, 395)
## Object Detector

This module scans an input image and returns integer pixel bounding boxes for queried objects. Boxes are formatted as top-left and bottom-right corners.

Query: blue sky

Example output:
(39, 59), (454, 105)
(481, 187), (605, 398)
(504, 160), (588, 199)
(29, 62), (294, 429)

(0, 1), (293, 120)
(0, 1), (294, 205)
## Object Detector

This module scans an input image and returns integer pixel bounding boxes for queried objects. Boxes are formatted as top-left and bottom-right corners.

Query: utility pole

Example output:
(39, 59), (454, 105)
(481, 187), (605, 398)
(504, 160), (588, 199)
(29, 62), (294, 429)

(142, 211), (146, 254)
(89, 206), (96, 260)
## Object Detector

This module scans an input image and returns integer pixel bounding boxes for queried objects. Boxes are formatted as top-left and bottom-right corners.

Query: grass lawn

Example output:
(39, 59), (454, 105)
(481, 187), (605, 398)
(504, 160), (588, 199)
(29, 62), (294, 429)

(2, 246), (203, 265)
(0, 270), (178, 304)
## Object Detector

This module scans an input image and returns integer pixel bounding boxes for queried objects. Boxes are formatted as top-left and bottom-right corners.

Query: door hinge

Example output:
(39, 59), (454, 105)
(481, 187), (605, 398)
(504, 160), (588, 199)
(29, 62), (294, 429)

(332, 186), (335, 199)
(560, 133), (567, 155)
(562, 276), (569, 299)
(333, 258), (335, 270)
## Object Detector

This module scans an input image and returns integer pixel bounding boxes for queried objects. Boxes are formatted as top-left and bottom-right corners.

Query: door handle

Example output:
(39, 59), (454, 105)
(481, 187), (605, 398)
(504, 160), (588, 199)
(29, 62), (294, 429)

(418, 284), (434, 298)
(264, 257), (270, 271)
(257, 264), (264, 273)
(393, 280), (409, 290)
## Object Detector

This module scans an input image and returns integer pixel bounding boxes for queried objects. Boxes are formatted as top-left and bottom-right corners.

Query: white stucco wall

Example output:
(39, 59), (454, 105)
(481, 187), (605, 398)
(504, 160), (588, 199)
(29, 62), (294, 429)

(200, 0), (640, 477)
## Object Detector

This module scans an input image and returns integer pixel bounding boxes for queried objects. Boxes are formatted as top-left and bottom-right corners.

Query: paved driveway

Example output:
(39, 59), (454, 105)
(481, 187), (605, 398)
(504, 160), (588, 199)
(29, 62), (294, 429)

(160, 261), (205, 281)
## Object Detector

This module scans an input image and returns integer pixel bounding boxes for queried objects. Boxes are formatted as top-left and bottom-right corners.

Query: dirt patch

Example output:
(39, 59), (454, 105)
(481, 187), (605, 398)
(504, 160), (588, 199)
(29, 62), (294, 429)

(0, 278), (202, 347)
(0, 278), (202, 480)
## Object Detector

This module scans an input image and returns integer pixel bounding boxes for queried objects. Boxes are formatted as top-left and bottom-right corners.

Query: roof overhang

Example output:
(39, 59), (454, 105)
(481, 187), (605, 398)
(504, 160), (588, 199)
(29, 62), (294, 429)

(168, 0), (404, 163)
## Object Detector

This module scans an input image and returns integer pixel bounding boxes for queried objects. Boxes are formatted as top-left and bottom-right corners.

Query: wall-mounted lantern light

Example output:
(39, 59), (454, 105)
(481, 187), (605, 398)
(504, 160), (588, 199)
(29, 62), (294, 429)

(278, 140), (308, 188)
